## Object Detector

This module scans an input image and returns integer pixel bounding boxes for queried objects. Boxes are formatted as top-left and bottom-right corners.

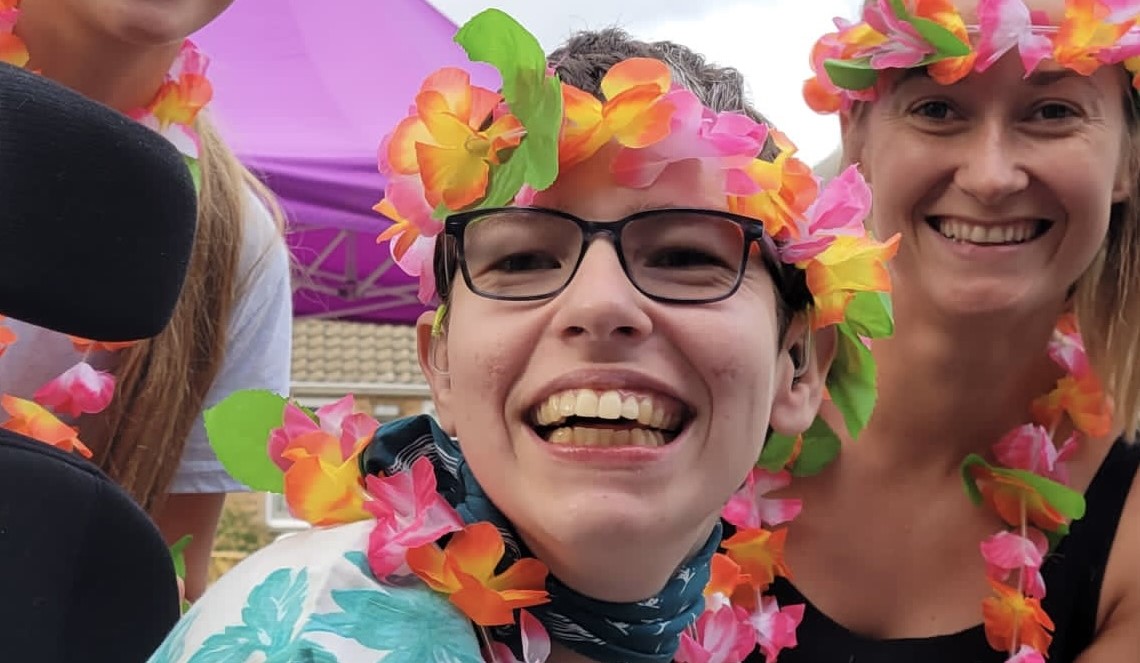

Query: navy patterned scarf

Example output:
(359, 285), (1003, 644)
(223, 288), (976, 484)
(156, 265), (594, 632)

(360, 414), (721, 663)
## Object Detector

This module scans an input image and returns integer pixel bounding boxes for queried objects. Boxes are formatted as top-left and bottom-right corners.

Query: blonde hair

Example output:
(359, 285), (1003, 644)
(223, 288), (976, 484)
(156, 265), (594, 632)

(92, 114), (286, 513)
(1075, 107), (1140, 435)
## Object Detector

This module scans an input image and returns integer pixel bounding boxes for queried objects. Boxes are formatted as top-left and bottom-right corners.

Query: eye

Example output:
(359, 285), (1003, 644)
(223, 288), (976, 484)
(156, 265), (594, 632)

(490, 252), (561, 272)
(910, 99), (958, 121)
(646, 247), (730, 269)
(1029, 102), (1081, 121)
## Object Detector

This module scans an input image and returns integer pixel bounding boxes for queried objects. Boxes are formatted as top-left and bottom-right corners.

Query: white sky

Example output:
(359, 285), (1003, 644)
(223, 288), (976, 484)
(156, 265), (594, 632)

(427, 0), (864, 166)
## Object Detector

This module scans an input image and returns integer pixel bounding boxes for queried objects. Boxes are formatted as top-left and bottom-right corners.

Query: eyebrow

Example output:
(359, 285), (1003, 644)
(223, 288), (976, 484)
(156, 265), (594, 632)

(1024, 68), (1099, 91)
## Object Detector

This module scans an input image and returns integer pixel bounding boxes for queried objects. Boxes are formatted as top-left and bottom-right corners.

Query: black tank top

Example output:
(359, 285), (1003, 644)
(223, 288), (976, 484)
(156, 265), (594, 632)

(747, 438), (1140, 663)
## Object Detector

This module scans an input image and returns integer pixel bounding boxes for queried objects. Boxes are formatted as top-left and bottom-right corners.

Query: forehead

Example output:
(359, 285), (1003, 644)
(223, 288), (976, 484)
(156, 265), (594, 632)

(531, 143), (727, 218)
(949, 0), (1066, 23)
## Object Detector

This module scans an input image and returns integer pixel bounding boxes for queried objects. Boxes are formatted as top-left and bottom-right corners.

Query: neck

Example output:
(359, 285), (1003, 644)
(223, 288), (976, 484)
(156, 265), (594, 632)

(522, 516), (718, 603)
(859, 291), (1065, 474)
(15, 0), (181, 110)
(548, 645), (598, 663)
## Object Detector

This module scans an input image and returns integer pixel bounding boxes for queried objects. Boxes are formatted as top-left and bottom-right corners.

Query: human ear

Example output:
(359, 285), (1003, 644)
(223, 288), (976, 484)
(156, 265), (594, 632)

(768, 316), (838, 436)
(839, 107), (868, 180)
(415, 309), (455, 434)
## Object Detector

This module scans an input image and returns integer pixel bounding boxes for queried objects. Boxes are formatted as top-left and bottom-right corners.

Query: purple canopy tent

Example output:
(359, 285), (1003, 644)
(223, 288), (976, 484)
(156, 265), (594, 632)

(192, 0), (494, 324)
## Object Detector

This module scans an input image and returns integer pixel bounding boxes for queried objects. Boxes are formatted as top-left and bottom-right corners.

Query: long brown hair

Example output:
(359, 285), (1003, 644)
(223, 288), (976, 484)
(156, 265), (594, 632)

(92, 113), (285, 513)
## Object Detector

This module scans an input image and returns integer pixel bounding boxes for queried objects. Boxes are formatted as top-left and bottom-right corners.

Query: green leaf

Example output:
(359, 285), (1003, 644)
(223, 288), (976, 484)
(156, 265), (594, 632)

(758, 431), (798, 472)
(828, 322), (878, 438)
(959, 454), (1087, 522)
(479, 150), (530, 208)
(959, 454), (988, 505)
(454, 8), (563, 201)
(790, 417), (842, 477)
(908, 17), (972, 57)
(170, 534), (193, 579)
(842, 291), (894, 339)
(1009, 469), (1086, 521)
(823, 58), (880, 91)
(204, 389), (289, 493)
(185, 156), (202, 193)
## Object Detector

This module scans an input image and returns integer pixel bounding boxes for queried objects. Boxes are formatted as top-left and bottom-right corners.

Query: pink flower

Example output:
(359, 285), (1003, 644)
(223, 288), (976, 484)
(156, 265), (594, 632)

(722, 468), (803, 529)
(487, 610), (551, 663)
(364, 456), (464, 578)
(676, 604), (758, 663)
(1006, 644), (1046, 663)
(1046, 315), (1091, 378)
(33, 361), (116, 418)
(980, 530), (1048, 599)
(992, 424), (1077, 485)
(974, 0), (1054, 74)
(610, 88), (768, 193)
(747, 596), (805, 662)
(268, 395), (380, 472)
(780, 165), (871, 264)
(862, 0), (934, 69)
(1101, 0), (1140, 23)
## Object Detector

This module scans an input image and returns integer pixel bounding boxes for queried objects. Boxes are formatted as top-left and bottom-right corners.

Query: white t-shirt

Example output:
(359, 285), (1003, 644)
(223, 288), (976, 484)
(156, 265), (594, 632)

(0, 186), (293, 493)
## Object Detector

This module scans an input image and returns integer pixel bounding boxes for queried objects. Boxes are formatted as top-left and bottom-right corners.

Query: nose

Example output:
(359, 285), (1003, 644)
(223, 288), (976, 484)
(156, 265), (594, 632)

(550, 240), (653, 347)
(953, 121), (1030, 205)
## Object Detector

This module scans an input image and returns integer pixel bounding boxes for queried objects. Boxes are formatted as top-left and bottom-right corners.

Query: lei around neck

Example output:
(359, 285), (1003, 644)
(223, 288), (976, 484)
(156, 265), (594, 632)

(203, 8), (899, 663)
(0, 0), (212, 463)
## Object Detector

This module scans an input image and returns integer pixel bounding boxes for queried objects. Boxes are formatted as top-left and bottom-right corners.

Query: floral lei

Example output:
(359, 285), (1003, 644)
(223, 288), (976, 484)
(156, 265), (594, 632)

(805, 1), (1122, 661)
(804, 0), (1140, 114)
(203, 8), (899, 662)
(0, 0), (211, 463)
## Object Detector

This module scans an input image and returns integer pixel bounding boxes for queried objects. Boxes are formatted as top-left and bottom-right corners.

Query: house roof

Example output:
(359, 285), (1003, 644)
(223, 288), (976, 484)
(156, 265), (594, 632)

(292, 319), (425, 387)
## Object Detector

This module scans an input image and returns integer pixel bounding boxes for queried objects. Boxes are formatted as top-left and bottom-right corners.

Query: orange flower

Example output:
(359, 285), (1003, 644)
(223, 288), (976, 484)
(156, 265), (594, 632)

(1031, 374), (1113, 438)
(0, 395), (91, 458)
(149, 73), (212, 131)
(280, 430), (371, 526)
(386, 68), (524, 211)
(705, 553), (750, 600)
(803, 233), (901, 328)
(557, 57), (675, 169)
(721, 527), (791, 590)
(407, 521), (549, 625)
(1053, 0), (1136, 75)
(727, 132), (818, 241)
(68, 336), (137, 353)
(0, 323), (16, 358)
(969, 464), (1068, 533)
(981, 580), (1054, 654)
(914, 0), (978, 84)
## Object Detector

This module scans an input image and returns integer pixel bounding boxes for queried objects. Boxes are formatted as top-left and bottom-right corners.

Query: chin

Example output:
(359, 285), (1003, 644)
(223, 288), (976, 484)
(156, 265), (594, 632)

(103, 1), (227, 46)
(530, 487), (713, 550)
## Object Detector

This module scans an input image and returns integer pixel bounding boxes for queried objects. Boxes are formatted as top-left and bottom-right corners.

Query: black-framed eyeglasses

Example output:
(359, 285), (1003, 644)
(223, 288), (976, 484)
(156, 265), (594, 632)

(441, 207), (783, 304)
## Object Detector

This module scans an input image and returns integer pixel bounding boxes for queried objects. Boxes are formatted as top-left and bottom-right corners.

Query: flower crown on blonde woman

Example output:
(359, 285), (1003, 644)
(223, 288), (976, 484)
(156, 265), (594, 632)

(804, 0), (1140, 114)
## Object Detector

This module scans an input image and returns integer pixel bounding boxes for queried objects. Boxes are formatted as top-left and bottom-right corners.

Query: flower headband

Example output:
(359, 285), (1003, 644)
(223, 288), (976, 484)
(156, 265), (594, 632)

(805, 0), (1140, 114)
(371, 9), (900, 471)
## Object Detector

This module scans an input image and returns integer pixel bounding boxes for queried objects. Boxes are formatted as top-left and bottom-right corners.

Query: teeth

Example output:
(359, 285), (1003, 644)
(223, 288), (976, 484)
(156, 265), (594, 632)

(597, 391), (622, 419)
(546, 426), (667, 447)
(532, 388), (682, 429)
(936, 218), (1040, 245)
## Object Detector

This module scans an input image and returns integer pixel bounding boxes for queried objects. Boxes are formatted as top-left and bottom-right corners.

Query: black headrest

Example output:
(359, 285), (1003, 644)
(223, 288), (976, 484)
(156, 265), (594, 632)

(0, 63), (198, 341)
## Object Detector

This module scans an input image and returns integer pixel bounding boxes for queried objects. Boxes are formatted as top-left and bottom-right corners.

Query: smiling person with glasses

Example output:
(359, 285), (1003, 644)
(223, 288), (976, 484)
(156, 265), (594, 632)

(152, 10), (897, 663)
